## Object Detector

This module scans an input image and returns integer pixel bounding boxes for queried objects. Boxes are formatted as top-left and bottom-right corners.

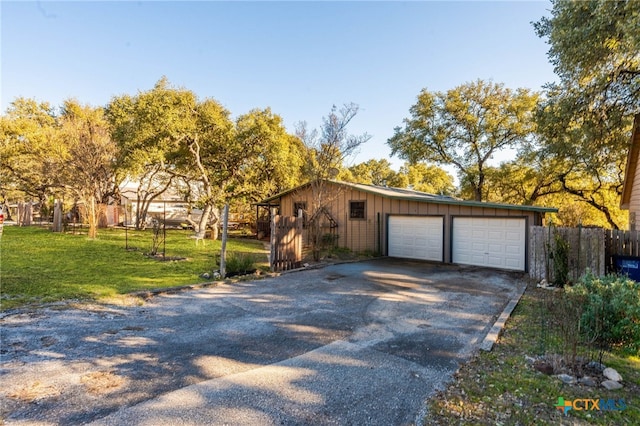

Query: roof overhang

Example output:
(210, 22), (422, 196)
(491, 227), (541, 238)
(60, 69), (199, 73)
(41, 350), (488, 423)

(259, 179), (558, 214)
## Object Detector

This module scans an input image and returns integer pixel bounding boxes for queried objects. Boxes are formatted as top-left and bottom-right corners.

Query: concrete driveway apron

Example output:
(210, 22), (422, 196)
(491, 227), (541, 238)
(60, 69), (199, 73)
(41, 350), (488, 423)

(1, 259), (525, 425)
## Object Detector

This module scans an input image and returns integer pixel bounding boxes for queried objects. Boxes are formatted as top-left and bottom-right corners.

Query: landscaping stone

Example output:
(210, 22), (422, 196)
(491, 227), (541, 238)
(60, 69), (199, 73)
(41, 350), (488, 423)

(556, 374), (576, 384)
(587, 361), (606, 372)
(601, 380), (623, 390)
(578, 376), (597, 387)
(603, 367), (622, 382)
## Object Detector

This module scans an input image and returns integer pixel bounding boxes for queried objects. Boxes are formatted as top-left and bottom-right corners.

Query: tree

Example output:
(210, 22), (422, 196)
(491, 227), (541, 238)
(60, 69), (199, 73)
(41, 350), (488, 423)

(234, 108), (306, 200)
(534, 0), (639, 103)
(107, 92), (177, 229)
(108, 79), (237, 237)
(109, 78), (304, 239)
(457, 150), (562, 205)
(0, 98), (64, 210)
(59, 100), (119, 238)
(397, 162), (455, 195)
(533, 0), (639, 229)
(347, 159), (399, 187)
(298, 103), (371, 182)
(388, 80), (538, 201)
(345, 159), (455, 195)
(296, 103), (371, 259)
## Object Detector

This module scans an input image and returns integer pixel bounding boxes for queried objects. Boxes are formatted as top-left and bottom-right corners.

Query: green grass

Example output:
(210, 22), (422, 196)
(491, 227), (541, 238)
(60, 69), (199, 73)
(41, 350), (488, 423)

(0, 226), (268, 310)
(426, 284), (640, 425)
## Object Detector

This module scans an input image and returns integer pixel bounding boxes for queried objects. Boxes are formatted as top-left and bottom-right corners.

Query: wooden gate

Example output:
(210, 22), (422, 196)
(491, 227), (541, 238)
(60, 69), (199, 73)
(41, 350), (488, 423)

(270, 214), (303, 272)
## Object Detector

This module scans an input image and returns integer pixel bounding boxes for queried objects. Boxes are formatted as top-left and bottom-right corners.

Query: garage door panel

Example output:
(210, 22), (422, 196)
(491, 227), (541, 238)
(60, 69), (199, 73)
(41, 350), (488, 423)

(487, 243), (504, 254)
(472, 242), (485, 251)
(488, 230), (503, 240)
(505, 230), (522, 240)
(388, 216), (443, 262)
(452, 217), (526, 271)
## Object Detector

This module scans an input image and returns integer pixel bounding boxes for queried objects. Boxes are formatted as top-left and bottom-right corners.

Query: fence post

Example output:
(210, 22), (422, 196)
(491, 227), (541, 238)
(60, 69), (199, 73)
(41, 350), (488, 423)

(297, 209), (303, 267)
(220, 203), (229, 278)
(269, 208), (278, 272)
(577, 223), (582, 280)
(546, 223), (552, 283)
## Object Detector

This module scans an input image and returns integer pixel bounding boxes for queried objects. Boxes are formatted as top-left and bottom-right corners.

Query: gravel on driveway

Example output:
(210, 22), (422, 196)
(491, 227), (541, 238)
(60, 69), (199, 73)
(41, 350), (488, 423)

(0, 259), (526, 425)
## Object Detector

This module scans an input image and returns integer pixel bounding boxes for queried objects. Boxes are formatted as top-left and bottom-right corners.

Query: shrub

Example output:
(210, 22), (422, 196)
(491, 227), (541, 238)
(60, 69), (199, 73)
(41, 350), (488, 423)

(224, 252), (256, 276)
(321, 233), (339, 248)
(551, 233), (570, 287)
(543, 287), (586, 366)
(568, 272), (640, 353)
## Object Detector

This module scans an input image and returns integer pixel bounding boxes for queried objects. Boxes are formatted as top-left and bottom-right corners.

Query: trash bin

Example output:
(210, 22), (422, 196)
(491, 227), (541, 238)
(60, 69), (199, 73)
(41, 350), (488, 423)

(613, 255), (640, 282)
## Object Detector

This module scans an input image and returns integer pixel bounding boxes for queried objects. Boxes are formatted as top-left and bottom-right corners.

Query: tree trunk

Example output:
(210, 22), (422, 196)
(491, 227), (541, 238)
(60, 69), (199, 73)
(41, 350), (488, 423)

(52, 200), (63, 232)
(98, 203), (109, 228)
(86, 197), (98, 239)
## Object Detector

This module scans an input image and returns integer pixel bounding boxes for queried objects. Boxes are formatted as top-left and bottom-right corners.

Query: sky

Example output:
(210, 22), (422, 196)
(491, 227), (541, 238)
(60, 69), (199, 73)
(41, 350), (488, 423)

(1, 1), (557, 170)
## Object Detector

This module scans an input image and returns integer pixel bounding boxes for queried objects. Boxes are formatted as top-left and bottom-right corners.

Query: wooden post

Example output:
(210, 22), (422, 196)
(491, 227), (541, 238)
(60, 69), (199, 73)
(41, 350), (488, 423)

(270, 208), (278, 271)
(297, 209), (303, 267)
(220, 203), (229, 278)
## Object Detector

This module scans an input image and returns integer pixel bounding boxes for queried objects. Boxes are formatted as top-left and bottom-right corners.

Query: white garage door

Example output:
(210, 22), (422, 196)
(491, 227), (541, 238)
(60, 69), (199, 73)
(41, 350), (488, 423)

(388, 216), (443, 261)
(452, 217), (526, 271)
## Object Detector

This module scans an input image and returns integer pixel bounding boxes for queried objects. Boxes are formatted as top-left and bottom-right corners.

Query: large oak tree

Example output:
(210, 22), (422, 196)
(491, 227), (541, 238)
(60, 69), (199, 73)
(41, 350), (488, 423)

(533, 0), (639, 229)
(388, 80), (538, 201)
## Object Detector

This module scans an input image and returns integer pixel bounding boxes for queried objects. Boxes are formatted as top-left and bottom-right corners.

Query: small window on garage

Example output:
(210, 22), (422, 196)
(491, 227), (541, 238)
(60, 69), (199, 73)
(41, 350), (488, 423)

(349, 201), (366, 219)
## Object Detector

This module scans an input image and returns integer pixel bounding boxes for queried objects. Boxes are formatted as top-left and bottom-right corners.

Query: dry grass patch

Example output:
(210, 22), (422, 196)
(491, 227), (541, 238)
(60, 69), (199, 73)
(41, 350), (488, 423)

(7, 381), (61, 402)
(80, 371), (127, 394)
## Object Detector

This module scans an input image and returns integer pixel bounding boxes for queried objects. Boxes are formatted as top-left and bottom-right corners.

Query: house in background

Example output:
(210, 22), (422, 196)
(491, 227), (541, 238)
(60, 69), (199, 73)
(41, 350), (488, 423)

(119, 181), (188, 228)
(620, 114), (640, 231)
(259, 180), (557, 272)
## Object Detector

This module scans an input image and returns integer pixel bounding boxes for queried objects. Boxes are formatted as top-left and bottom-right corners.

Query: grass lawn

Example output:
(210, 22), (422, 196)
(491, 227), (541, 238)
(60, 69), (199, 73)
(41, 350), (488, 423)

(425, 284), (640, 425)
(0, 225), (268, 310)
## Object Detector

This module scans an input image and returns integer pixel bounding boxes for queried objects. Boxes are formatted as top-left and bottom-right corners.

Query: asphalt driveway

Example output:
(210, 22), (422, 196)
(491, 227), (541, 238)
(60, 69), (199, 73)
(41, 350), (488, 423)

(0, 258), (526, 425)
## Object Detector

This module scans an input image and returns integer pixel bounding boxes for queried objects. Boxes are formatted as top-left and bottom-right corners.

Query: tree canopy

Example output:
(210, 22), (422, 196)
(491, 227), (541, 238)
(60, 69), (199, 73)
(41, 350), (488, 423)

(533, 0), (639, 229)
(0, 98), (63, 203)
(388, 79), (538, 201)
(106, 78), (307, 232)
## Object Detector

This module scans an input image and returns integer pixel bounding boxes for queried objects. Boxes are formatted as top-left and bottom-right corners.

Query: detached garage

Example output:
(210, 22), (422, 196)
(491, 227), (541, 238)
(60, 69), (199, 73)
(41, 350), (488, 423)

(258, 180), (556, 272)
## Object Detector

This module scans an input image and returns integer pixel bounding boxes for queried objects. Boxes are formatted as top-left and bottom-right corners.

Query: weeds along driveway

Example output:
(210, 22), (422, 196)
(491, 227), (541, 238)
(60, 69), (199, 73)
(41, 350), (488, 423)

(0, 258), (525, 425)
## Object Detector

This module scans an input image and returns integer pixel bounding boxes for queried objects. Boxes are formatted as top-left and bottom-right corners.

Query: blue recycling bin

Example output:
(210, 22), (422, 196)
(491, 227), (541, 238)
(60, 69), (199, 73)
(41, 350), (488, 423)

(613, 255), (640, 282)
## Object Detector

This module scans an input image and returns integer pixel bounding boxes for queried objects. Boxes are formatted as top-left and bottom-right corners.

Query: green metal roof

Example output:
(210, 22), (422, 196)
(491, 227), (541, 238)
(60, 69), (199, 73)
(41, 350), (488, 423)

(259, 180), (558, 213)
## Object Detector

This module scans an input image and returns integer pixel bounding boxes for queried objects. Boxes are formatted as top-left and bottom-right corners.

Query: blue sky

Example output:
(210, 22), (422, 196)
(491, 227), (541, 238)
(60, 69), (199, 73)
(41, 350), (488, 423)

(1, 1), (556, 168)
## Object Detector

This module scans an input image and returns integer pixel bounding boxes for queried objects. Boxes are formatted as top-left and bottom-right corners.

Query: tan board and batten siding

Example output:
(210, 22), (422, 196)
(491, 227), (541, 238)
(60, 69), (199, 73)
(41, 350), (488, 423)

(627, 152), (640, 230)
(620, 114), (640, 231)
(266, 181), (554, 270)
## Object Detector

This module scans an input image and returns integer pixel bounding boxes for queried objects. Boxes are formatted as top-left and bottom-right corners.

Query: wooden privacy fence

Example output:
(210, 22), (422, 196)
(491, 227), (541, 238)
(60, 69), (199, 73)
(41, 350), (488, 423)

(270, 214), (303, 272)
(605, 229), (640, 271)
(529, 226), (640, 282)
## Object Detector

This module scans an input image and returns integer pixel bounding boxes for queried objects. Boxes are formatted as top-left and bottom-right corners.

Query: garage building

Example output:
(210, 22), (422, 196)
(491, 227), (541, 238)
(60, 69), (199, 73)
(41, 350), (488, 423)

(258, 180), (557, 272)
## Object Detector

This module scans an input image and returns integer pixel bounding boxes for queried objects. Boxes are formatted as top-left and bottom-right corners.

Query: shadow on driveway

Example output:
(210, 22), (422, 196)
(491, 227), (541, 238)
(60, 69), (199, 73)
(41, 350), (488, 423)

(0, 259), (526, 425)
